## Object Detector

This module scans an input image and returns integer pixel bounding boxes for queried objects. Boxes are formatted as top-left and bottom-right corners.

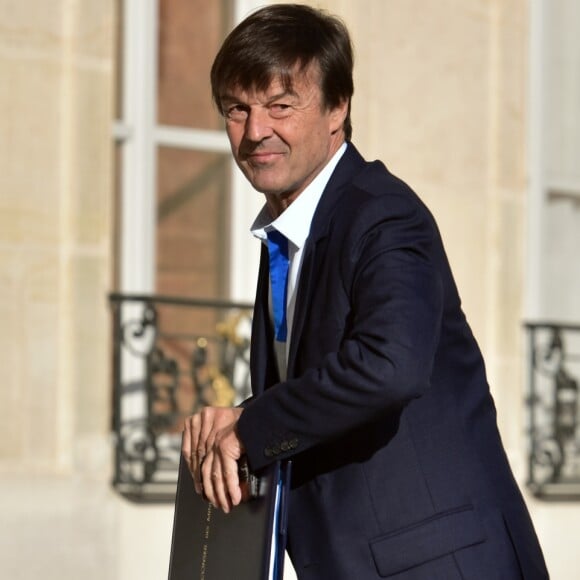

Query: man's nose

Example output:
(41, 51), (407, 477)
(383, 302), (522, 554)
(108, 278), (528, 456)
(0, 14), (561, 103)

(244, 107), (273, 142)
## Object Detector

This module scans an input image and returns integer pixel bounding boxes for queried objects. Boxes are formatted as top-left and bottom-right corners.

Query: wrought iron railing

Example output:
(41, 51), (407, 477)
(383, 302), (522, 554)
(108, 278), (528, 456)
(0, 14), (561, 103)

(109, 293), (253, 502)
(526, 322), (580, 499)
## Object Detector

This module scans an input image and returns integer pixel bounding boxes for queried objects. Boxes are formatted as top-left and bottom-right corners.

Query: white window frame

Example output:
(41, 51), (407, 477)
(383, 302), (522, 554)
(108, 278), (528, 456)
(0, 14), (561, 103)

(526, 0), (580, 319)
(114, 0), (263, 300)
(526, 0), (547, 319)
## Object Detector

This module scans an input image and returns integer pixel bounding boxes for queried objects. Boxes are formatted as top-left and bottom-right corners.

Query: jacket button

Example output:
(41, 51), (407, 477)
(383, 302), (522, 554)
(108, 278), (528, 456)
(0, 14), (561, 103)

(271, 444), (281, 455)
(264, 447), (273, 457)
(289, 438), (298, 449)
(280, 441), (289, 451)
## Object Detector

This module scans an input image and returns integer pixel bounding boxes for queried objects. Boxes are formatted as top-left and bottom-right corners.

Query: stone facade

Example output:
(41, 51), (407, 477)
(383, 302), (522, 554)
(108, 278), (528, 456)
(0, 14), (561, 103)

(0, 1), (578, 578)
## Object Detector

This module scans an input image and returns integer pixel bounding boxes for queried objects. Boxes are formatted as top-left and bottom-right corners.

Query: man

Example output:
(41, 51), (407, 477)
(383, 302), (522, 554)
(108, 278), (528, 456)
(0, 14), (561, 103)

(182, 4), (548, 579)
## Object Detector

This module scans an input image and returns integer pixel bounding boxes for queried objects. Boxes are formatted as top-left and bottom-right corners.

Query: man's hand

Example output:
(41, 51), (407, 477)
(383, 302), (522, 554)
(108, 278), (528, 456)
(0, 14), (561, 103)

(182, 406), (245, 513)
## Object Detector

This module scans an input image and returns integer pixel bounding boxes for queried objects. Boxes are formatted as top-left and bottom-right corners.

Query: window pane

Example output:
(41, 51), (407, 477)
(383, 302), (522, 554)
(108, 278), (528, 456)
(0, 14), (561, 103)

(545, 1), (580, 189)
(156, 147), (230, 303)
(157, 0), (233, 129)
(112, 143), (123, 289)
(114, 0), (124, 120)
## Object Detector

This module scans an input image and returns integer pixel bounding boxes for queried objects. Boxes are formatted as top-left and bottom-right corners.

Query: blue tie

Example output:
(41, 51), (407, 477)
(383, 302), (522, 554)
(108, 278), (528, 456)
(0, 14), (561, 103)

(266, 230), (290, 580)
(266, 230), (289, 342)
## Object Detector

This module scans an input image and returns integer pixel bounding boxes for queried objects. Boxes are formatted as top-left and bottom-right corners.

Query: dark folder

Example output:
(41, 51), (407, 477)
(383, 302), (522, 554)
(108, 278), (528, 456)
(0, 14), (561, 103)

(168, 456), (291, 580)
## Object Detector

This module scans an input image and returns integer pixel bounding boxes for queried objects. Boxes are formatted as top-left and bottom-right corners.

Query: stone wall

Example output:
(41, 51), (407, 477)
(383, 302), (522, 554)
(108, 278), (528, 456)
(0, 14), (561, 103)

(0, 1), (578, 578)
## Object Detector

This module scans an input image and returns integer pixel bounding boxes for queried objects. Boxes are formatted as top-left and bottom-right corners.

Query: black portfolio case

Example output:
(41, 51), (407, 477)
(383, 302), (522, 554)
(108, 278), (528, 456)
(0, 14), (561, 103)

(168, 456), (291, 580)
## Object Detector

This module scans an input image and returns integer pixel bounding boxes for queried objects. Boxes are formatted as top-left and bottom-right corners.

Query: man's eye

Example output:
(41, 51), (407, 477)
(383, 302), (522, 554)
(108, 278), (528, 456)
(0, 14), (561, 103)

(269, 104), (291, 117)
(224, 105), (248, 120)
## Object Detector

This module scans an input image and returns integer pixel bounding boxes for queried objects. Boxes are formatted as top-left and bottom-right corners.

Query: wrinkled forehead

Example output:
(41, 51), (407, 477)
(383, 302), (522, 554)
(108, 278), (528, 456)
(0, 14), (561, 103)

(217, 60), (322, 103)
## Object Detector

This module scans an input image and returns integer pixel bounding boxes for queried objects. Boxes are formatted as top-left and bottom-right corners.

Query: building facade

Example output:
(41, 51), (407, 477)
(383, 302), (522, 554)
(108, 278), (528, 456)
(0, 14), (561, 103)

(1, 1), (579, 578)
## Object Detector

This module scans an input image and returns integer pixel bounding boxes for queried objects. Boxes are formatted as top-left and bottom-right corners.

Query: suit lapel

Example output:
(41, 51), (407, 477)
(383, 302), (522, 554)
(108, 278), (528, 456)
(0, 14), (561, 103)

(287, 240), (317, 375)
(250, 244), (279, 393)
(287, 144), (367, 376)
(250, 144), (368, 383)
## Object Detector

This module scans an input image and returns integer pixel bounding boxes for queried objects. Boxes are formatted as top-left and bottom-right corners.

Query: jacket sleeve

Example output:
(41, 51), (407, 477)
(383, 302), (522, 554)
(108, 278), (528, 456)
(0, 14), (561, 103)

(237, 192), (445, 472)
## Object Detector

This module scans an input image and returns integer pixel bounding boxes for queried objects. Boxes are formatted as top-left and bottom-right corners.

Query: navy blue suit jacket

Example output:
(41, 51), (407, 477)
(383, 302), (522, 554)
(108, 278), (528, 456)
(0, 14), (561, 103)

(237, 144), (548, 579)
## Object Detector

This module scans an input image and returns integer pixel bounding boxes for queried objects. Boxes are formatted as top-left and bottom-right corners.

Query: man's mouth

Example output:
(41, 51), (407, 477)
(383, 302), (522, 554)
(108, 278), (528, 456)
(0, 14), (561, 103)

(245, 151), (284, 164)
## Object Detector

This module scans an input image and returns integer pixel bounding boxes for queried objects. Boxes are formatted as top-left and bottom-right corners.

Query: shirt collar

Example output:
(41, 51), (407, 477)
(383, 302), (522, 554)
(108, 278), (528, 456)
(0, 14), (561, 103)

(251, 142), (347, 249)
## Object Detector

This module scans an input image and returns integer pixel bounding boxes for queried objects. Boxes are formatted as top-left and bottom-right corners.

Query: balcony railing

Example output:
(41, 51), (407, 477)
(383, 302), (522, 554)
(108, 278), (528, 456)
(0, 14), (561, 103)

(109, 293), (253, 502)
(109, 300), (580, 502)
(526, 322), (580, 499)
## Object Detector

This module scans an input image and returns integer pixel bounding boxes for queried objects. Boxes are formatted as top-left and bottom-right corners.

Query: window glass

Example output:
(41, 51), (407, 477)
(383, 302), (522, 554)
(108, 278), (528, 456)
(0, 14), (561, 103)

(114, 0), (124, 120)
(157, 0), (232, 129)
(156, 147), (230, 303)
(545, 1), (580, 189)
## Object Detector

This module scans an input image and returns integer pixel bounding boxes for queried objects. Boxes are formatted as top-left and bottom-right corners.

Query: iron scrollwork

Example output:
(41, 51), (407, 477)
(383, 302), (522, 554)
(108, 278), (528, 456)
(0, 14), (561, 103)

(110, 293), (253, 502)
(526, 322), (580, 498)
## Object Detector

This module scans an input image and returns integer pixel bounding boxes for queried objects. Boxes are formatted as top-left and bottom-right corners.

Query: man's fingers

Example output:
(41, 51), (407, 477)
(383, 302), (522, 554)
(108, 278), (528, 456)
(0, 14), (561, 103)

(200, 453), (242, 513)
(208, 463), (239, 513)
(214, 473), (232, 513)
(182, 416), (194, 477)
(182, 414), (206, 494)
(224, 461), (242, 507)
(191, 449), (206, 495)
(201, 454), (218, 507)
(182, 406), (245, 504)
(190, 452), (204, 495)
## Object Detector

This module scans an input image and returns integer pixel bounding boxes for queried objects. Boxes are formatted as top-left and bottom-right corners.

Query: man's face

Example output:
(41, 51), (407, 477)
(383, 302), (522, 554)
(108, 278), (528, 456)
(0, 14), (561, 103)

(219, 65), (347, 205)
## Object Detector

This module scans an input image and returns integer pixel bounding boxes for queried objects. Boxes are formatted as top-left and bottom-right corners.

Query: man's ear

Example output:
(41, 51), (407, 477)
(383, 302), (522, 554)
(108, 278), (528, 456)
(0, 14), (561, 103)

(329, 99), (349, 134)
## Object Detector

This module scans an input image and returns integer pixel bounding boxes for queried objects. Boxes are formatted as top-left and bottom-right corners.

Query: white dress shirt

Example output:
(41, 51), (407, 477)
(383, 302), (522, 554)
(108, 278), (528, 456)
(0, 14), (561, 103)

(251, 142), (347, 380)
